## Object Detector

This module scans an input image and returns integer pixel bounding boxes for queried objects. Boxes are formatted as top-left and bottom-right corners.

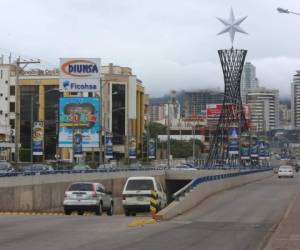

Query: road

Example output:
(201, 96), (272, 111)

(0, 173), (299, 250)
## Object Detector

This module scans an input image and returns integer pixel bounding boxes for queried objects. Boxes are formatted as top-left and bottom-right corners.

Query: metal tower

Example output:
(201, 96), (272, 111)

(205, 49), (248, 168)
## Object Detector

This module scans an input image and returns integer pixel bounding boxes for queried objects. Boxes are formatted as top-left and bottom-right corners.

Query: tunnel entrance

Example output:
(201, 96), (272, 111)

(165, 179), (191, 203)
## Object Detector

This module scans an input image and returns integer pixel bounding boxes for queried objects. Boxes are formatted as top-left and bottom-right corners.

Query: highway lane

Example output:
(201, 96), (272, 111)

(0, 173), (299, 250)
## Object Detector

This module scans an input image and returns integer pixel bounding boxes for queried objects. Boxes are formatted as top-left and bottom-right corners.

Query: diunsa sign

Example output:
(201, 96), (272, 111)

(59, 58), (101, 92)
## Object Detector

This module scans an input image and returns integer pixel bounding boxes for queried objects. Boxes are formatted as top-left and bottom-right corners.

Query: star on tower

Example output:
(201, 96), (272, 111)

(217, 8), (248, 47)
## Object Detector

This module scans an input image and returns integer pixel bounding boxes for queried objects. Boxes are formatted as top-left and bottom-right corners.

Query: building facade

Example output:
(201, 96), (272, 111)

(246, 87), (279, 132)
(279, 104), (291, 129)
(241, 62), (259, 104)
(0, 63), (145, 162)
(291, 71), (300, 129)
(0, 65), (16, 160)
(183, 90), (223, 117)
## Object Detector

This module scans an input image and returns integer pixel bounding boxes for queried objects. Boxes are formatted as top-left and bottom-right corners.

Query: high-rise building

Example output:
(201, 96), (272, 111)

(148, 90), (181, 122)
(246, 87), (279, 132)
(279, 104), (291, 129)
(0, 64), (16, 160)
(183, 90), (223, 117)
(241, 62), (259, 103)
(291, 71), (300, 129)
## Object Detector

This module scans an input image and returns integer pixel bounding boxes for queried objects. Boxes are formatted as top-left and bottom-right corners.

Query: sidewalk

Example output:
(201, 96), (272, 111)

(264, 192), (300, 250)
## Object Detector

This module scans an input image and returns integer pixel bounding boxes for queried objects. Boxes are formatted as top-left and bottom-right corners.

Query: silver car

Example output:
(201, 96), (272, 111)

(63, 182), (114, 216)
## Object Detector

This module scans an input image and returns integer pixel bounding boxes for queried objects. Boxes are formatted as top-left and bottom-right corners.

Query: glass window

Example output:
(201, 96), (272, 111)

(126, 180), (154, 191)
(9, 102), (15, 112)
(68, 183), (94, 191)
(10, 86), (15, 96)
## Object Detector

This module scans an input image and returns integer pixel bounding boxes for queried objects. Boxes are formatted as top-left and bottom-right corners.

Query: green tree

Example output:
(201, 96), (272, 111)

(147, 122), (167, 138)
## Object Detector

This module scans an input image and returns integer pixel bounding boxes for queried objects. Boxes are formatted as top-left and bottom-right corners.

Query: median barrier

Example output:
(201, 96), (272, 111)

(156, 168), (273, 221)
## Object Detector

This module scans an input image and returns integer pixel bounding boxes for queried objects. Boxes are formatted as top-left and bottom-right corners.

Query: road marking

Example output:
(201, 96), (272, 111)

(128, 218), (157, 228)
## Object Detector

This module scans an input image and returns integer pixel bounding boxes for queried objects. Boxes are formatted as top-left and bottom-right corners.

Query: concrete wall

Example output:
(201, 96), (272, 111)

(0, 171), (165, 214)
(0, 169), (240, 214)
(157, 171), (274, 220)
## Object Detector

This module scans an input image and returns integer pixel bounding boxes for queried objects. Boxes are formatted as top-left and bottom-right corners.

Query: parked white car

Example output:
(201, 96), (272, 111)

(122, 176), (167, 216)
(278, 165), (294, 178)
(63, 182), (114, 216)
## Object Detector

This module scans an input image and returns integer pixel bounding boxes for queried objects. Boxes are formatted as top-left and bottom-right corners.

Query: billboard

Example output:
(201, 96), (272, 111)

(258, 140), (265, 160)
(228, 126), (239, 155)
(240, 132), (250, 159)
(32, 121), (44, 156)
(148, 138), (156, 159)
(250, 136), (259, 157)
(207, 104), (251, 123)
(105, 133), (113, 159)
(58, 97), (100, 148)
(59, 58), (101, 92)
(73, 130), (83, 157)
(128, 137), (136, 159)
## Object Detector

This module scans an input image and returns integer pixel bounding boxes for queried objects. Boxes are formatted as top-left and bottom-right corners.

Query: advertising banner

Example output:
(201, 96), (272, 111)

(59, 58), (101, 92)
(128, 137), (136, 159)
(258, 140), (265, 159)
(58, 97), (100, 148)
(240, 132), (250, 159)
(105, 133), (113, 159)
(73, 130), (83, 157)
(251, 136), (259, 157)
(265, 141), (270, 159)
(207, 104), (251, 123)
(148, 138), (156, 159)
(228, 126), (239, 155)
(32, 121), (44, 156)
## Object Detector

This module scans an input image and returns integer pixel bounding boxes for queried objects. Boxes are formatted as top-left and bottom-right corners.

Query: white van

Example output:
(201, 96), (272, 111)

(122, 176), (167, 216)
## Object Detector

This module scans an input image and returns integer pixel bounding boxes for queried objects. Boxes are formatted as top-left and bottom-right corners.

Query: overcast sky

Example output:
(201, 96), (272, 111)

(1, 0), (300, 98)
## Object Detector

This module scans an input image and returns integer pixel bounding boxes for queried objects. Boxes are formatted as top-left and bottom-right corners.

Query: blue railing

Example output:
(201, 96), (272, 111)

(172, 167), (273, 200)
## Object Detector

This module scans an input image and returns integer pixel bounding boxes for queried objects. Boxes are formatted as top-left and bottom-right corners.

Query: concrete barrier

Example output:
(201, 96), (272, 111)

(0, 171), (165, 214)
(156, 171), (273, 220)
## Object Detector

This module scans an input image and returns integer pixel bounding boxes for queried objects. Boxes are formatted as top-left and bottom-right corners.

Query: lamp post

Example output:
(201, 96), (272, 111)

(277, 7), (300, 15)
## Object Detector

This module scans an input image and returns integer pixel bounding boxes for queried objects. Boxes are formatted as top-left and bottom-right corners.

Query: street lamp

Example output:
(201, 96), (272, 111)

(277, 7), (300, 15)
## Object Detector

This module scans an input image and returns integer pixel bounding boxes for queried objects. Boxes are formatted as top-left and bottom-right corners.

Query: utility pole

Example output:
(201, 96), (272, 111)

(14, 57), (40, 164)
(99, 78), (103, 165)
(167, 102), (171, 168)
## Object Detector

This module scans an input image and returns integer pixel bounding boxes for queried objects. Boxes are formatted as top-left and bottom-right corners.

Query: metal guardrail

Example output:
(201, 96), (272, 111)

(0, 166), (168, 177)
(0, 166), (273, 179)
(172, 167), (273, 201)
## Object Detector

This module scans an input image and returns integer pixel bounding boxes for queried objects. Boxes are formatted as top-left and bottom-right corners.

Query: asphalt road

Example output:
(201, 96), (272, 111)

(0, 173), (299, 250)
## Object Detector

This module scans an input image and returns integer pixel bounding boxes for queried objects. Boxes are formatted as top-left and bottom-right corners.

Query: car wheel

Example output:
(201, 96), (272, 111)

(95, 202), (103, 216)
(64, 209), (72, 215)
(107, 203), (113, 216)
(125, 209), (130, 216)
(131, 212), (136, 216)
(77, 211), (84, 216)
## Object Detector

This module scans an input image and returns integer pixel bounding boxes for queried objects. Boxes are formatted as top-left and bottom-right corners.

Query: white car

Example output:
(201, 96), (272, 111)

(63, 182), (114, 216)
(278, 165), (294, 178)
(122, 176), (167, 216)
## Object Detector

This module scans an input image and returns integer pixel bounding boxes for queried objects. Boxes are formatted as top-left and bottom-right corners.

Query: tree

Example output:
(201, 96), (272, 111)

(147, 122), (167, 138)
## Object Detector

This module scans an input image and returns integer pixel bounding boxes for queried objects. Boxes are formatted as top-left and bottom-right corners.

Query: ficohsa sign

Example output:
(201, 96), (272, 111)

(60, 58), (101, 79)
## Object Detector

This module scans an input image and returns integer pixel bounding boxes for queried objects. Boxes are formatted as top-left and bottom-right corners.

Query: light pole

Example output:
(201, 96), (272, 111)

(277, 7), (300, 15)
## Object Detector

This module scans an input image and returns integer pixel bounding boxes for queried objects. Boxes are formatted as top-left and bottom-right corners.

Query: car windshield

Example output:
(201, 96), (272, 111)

(126, 180), (154, 191)
(68, 183), (94, 191)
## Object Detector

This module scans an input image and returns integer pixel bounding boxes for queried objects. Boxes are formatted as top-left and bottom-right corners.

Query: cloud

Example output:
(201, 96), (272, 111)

(0, 0), (299, 100)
